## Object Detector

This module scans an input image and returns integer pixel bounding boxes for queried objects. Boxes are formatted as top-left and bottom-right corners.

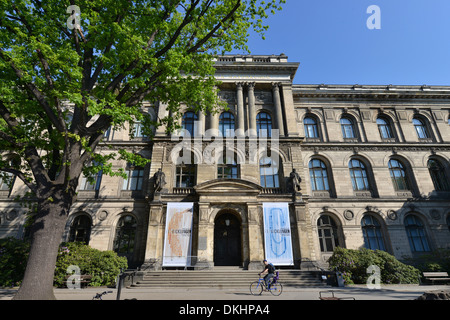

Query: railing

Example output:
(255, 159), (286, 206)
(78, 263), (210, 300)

(261, 188), (283, 194)
(172, 187), (195, 195)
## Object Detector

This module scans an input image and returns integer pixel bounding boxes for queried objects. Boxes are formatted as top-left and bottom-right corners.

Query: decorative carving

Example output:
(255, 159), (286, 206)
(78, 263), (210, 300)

(344, 210), (354, 221)
(287, 169), (302, 193)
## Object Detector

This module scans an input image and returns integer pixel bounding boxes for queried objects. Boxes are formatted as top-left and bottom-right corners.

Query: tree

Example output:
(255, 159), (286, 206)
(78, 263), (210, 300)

(0, 0), (285, 300)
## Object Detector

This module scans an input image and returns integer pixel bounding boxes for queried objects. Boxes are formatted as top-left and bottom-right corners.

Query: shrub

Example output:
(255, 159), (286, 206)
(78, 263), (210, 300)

(328, 247), (420, 285)
(0, 238), (30, 287)
(54, 242), (128, 287)
(406, 249), (450, 274)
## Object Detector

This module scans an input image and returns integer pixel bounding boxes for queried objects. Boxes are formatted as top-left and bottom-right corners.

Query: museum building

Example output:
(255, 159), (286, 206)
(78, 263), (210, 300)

(1, 54), (450, 270)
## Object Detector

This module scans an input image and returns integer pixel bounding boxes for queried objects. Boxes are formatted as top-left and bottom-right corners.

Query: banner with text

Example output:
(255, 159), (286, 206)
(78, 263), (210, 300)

(163, 203), (194, 267)
(263, 202), (294, 266)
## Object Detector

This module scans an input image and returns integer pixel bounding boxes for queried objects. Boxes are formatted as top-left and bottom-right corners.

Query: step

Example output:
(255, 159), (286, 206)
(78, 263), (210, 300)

(130, 269), (327, 289)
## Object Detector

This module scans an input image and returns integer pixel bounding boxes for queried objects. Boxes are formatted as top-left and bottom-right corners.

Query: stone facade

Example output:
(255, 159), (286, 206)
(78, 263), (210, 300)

(1, 55), (449, 270)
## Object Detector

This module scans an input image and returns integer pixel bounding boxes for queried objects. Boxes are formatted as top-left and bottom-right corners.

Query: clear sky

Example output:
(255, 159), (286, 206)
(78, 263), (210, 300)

(233, 0), (450, 86)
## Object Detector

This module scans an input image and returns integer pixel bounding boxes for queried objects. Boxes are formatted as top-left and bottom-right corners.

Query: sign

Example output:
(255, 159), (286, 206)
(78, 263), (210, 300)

(163, 203), (194, 267)
(263, 202), (294, 266)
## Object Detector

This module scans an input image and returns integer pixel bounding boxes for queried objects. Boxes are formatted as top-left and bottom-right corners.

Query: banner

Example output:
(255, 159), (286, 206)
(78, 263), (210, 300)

(163, 203), (194, 267)
(263, 202), (294, 266)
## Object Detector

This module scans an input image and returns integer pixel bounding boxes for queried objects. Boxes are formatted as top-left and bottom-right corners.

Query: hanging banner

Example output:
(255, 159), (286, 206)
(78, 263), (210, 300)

(263, 202), (294, 266)
(163, 203), (194, 267)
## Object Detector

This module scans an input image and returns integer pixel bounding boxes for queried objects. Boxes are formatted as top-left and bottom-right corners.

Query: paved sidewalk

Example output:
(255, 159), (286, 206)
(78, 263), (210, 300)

(1, 284), (449, 300)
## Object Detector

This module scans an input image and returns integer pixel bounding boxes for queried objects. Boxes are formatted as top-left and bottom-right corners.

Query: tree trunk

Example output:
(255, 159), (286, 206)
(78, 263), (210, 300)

(13, 192), (72, 300)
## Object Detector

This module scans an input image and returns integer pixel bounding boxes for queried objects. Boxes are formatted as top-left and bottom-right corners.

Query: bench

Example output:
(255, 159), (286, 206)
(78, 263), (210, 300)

(65, 274), (93, 288)
(423, 272), (450, 285)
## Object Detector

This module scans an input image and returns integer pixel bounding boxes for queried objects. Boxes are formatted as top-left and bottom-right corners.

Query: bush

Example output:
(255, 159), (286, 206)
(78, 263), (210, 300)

(0, 238), (30, 287)
(328, 247), (421, 285)
(54, 242), (128, 287)
(406, 249), (450, 274)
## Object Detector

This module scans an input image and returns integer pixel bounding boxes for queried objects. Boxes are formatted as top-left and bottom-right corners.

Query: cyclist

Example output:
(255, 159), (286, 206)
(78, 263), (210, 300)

(259, 260), (275, 290)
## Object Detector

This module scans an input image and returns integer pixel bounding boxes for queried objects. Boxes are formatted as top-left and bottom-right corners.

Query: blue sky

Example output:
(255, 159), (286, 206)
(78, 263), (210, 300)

(233, 0), (450, 86)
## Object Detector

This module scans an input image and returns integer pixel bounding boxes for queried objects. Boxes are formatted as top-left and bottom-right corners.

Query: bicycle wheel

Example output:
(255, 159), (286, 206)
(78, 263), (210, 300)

(270, 282), (283, 296)
(250, 281), (263, 296)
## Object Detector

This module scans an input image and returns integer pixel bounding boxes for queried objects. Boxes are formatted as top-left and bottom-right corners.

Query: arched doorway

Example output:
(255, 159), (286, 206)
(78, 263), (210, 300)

(214, 212), (242, 266)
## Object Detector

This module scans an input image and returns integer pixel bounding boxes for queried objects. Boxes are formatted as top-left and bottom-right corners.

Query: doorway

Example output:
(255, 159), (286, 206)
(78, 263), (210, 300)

(214, 212), (242, 266)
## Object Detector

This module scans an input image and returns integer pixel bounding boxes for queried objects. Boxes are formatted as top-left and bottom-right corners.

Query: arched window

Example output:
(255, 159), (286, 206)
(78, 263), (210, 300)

(340, 117), (356, 139)
(69, 215), (91, 244)
(388, 159), (411, 191)
(377, 117), (394, 139)
(405, 215), (431, 252)
(257, 112), (272, 137)
(349, 159), (370, 191)
(260, 157), (280, 188)
(309, 159), (329, 191)
(182, 111), (198, 137)
(317, 215), (340, 252)
(113, 215), (137, 256)
(219, 112), (235, 137)
(218, 152), (239, 179)
(361, 215), (386, 251)
(427, 159), (450, 191)
(413, 117), (430, 139)
(304, 116), (319, 138)
(175, 153), (197, 188)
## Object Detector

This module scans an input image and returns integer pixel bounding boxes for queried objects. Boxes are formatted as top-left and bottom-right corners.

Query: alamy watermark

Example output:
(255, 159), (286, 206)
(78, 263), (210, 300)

(66, 265), (81, 290)
(366, 265), (381, 290)
(170, 126), (280, 173)
(367, 5), (381, 30)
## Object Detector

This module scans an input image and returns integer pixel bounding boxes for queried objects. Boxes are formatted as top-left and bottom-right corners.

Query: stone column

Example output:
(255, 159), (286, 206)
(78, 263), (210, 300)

(197, 110), (205, 137)
(155, 102), (169, 136)
(247, 82), (257, 137)
(209, 111), (220, 136)
(272, 82), (285, 136)
(236, 82), (245, 137)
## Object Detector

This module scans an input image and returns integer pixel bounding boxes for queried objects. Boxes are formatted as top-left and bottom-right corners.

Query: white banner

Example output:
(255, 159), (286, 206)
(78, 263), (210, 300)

(263, 202), (294, 266)
(163, 203), (194, 267)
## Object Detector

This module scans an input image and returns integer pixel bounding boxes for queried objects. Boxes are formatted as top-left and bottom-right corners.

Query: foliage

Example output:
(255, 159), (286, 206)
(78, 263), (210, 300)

(328, 247), (421, 285)
(0, 238), (30, 287)
(54, 242), (128, 287)
(405, 249), (450, 274)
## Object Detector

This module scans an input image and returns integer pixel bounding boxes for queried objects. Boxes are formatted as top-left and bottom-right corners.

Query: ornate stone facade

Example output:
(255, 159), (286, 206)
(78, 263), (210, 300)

(1, 55), (449, 270)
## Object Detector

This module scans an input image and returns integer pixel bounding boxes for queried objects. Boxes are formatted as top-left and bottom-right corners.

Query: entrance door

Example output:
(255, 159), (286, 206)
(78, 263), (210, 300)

(214, 213), (241, 266)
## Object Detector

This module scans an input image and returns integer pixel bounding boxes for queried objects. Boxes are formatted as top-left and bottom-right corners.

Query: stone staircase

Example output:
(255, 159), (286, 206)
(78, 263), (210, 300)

(130, 267), (328, 289)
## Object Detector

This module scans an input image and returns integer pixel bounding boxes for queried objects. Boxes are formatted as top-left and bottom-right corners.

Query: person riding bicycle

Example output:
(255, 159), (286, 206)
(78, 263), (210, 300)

(259, 260), (275, 290)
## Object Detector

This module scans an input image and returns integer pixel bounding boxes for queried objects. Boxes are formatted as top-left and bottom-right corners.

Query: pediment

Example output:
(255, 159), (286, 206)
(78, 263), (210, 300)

(194, 179), (262, 195)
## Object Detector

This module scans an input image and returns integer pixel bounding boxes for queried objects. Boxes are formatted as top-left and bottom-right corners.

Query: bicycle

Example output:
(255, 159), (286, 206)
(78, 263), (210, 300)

(92, 290), (113, 300)
(250, 271), (283, 296)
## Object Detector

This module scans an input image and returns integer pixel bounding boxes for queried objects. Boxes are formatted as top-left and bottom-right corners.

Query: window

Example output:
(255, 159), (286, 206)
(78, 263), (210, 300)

(219, 112), (235, 137)
(175, 154), (196, 188)
(377, 118), (394, 139)
(427, 159), (450, 191)
(182, 111), (198, 137)
(317, 215), (340, 252)
(0, 172), (14, 191)
(361, 215), (386, 251)
(69, 215), (91, 244)
(447, 215), (450, 232)
(122, 164), (144, 191)
(304, 117), (319, 138)
(260, 157), (280, 188)
(80, 168), (103, 192)
(349, 159), (370, 191)
(218, 152), (239, 179)
(340, 117), (356, 139)
(405, 215), (431, 252)
(413, 117), (430, 139)
(132, 121), (146, 138)
(388, 159), (411, 191)
(113, 215), (137, 255)
(257, 112), (272, 137)
(309, 159), (329, 191)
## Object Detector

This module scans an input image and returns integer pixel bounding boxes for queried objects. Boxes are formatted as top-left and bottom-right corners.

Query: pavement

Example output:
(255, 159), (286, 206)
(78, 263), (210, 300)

(1, 284), (449, 301)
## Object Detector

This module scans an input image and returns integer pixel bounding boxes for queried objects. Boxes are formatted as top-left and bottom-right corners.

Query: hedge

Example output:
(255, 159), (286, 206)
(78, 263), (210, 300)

(0, 239), (127, 288)
(54, 242), (128, 287)
(327, 247), (421, 285)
